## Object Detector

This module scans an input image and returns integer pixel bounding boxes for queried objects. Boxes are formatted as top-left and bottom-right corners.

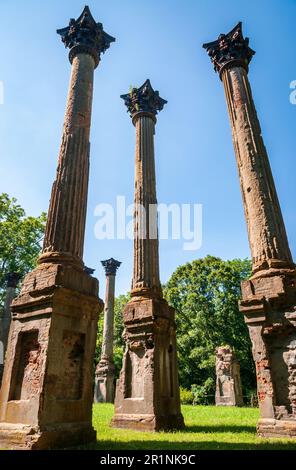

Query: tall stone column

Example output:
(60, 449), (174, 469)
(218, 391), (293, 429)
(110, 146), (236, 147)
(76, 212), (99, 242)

(112, 80), (184, 431)
(204, 22), (296, 437)
(94, 258), (121, 403)
(0, 7), (114, 450)
(0, 273), (21, 385)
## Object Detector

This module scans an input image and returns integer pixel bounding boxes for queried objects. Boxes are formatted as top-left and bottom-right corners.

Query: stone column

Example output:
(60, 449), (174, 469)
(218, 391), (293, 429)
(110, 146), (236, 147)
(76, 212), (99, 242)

(0, 7), (114, 450)
(112, 80), (184, 431)
(131, 111), (161, 296)
(204, 22), (296, 438)
(94, 258), (121, 403)
(215, 346), (243, 406)
(0, 273), (21, 385)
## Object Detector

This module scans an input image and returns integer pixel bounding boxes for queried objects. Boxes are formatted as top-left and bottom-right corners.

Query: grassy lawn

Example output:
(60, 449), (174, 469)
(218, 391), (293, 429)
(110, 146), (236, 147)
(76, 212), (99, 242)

(80, 403), (296, 450)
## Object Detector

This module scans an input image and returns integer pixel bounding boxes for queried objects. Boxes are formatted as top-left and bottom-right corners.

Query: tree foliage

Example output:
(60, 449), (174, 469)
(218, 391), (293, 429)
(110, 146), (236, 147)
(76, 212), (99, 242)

(0, 193), (46, 306)
(163, 255), (256, 402)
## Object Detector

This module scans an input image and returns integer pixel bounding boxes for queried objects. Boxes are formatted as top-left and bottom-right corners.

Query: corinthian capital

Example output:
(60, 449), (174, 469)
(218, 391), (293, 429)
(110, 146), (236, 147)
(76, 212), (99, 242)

(121, 79), (167, 119)
(101, 258), (121, 276)
(57, 5), (115, 67)
(203, 22), (255, 77)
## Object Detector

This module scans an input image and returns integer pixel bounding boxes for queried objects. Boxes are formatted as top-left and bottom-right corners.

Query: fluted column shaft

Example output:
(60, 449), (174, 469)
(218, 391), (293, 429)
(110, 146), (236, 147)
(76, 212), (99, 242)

(222, 66), (293, 273)
(101, 274), (116, 361)
(41, 53), (95, 263)
(132, 114), (161, 293)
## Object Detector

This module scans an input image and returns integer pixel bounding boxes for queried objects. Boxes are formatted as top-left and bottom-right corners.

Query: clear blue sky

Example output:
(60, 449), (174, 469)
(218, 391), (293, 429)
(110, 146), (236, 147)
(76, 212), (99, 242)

(0, 0), (295, 298)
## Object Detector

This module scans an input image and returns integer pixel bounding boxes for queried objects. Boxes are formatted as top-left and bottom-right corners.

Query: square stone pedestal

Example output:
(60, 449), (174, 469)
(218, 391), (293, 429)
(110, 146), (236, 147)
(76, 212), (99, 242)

(0, 262), (101, 449)
(240, 269), (296, 438)
(111, 296), (184, 431)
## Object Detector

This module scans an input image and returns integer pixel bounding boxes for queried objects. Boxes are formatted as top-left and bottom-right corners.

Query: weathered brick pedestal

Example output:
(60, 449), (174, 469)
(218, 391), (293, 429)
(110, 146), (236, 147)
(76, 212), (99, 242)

(204, 23), (296, 438)
(215, 346), (243, 406)
(111, 80), (184, 431)
(94, 258), (121, 403)
(0, 7), (114, 449)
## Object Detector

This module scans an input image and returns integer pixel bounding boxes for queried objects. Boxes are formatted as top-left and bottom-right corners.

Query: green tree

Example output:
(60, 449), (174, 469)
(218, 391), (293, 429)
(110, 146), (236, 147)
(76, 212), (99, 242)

(163, 255), (255, 403)
(95, 293), (129, 378)
(0, 193), (46, 306)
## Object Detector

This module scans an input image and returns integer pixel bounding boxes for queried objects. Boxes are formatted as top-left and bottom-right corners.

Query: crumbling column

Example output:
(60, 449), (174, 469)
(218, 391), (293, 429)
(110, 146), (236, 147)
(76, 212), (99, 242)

(0, 7), (114, 450)
(94, 258), (121, 403)
(0, 273), (21, 385)
(112, 80), (184, 431)
(215, 346), (243, 406)
(204, 22), (296, 437)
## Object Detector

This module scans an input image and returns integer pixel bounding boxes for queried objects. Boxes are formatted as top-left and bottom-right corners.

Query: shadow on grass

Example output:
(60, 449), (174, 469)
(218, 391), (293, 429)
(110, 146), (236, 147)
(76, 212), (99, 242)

(82, 439), (296, 451)
(79, 423), (296, 451)
(184, 425), (255, 434)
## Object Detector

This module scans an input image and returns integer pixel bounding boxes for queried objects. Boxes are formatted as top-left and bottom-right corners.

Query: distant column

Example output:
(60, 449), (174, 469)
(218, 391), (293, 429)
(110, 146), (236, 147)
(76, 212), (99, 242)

(203, 22), (296, 438)
(0, 273), (20, 385)
(215, 346), (243, 406)
(94, 258), (121, 403)
(112, 80), (184, 431)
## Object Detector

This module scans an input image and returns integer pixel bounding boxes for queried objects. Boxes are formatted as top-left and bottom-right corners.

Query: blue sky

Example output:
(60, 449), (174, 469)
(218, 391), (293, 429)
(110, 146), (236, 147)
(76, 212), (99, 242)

(0, 0), (295, 298)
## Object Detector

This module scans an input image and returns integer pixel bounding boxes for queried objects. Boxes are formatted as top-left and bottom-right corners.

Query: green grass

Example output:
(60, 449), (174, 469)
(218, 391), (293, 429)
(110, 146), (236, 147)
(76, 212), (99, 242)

(80, 403), (296, 450)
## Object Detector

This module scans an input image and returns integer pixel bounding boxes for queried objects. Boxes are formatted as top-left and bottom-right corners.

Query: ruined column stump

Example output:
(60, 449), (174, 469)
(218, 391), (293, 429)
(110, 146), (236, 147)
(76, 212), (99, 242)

(0, 6), (114, 449)
(204, 22), (296, 438)
(215, 346), (243, 406)
(94, 357), (116, 404)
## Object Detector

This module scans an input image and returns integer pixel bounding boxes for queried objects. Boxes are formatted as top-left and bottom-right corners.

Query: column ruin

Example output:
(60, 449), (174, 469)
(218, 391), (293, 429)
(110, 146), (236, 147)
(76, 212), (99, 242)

(204, 22), (296, 437)
(0, 6), (114, 449)
(215, 346), (243, 406)
(94, 258), (121, 403)
(111, 80), (184, 431)
(0, 273), (21, 385)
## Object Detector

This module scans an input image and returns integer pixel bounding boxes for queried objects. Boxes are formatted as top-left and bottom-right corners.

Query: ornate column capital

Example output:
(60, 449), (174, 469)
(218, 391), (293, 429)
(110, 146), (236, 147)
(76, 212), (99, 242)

(101, 258), (121, 276)
(84, 266), (95, 275)
(5, 272), (21, 288)
(121, 79), (167, 125)
(57, 5), (115, 68)
(203, 22), (255, 78)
